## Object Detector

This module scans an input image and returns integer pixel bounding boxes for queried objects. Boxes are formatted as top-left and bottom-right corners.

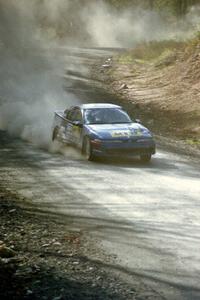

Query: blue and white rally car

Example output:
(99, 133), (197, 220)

(52, 103), (156, 162)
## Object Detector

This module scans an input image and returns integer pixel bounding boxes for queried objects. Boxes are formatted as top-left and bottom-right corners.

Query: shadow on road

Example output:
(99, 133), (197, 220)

(20, 203), (200, 300)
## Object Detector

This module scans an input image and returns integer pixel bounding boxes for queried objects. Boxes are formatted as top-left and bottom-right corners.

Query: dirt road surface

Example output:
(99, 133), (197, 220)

(1, 48), (200, 300)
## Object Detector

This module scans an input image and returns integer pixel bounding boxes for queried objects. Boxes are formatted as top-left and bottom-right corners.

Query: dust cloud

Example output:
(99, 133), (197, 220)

(0, 0), (199, 148)
(0, 0), (79, 148)
(83, 2), (200, 47)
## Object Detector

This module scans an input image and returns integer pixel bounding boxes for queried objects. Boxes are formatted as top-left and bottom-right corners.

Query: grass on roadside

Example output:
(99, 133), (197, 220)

(185, 139), (200, 146)
(117, 40), (184, 64)
(117, 32), (200, 66)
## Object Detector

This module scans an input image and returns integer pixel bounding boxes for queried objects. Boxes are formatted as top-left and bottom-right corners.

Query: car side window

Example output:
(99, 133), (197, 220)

(66, 109), (76, 121)
(74, 109), (83, 122)
(71, 109), (82, 123)
(66, 108), (82, 123)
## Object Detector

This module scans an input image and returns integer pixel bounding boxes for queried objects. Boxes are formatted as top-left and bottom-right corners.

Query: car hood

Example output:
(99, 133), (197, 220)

(86, 123), (152, 139)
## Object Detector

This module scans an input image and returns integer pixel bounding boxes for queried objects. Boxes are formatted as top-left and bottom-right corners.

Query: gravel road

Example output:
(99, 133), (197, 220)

(1, 48), (200, 300)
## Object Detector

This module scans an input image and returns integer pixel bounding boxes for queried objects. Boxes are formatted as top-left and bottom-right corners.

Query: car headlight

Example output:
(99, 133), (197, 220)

(141, 129), (152, 135)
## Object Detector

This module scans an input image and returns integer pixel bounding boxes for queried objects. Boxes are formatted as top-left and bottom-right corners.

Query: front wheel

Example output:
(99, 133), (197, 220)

(140, 154), (152, 163)
(83, 137), (94, 161)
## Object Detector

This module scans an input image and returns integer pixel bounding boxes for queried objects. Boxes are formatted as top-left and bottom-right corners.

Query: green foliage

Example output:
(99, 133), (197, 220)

(195, 31), (200, 40)
(186, 138), (200, 146)
(105, 0), (198, 16)
(184, 31), (200, 55)
(118, 40), (184, 63)
(105, 0), (133, 9)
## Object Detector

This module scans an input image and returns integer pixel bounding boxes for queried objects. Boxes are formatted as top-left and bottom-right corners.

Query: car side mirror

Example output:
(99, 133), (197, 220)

(135, 119), (141, 124)
(73, 120), (83, 127)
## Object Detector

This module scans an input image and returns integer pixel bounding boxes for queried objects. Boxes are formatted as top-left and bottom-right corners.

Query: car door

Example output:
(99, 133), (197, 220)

(70, 108), (83, 147)
(56, 109), (70, 142)
(64, 108), (76, 143)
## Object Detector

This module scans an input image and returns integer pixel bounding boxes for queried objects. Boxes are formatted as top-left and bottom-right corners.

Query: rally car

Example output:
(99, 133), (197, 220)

(52, 103), (156, 162)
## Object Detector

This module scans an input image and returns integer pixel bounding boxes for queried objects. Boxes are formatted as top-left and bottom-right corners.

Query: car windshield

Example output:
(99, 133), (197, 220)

(84, 108), (132, 125)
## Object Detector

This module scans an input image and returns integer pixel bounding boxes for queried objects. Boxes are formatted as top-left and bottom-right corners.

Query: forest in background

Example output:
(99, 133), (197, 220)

(105, 0), (199, 15)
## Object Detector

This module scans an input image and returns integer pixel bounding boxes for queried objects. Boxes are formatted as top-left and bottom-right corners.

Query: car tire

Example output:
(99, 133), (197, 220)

(140, 154), (152, 163)
(83, 137), (94, 161)
(52, 127), (59, 141)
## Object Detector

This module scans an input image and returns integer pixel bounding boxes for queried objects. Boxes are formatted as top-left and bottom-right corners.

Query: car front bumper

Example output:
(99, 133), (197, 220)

(92, 138), (156, 157)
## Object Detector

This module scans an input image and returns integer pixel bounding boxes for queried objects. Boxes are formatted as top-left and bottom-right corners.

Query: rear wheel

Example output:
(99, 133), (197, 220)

(140, 154), (152, 163)
(83, 137), (94, 161)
